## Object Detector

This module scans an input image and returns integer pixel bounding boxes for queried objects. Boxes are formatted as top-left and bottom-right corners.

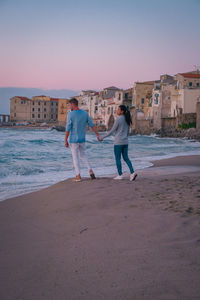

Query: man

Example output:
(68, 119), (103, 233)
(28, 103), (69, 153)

(65, 98), (101, 182)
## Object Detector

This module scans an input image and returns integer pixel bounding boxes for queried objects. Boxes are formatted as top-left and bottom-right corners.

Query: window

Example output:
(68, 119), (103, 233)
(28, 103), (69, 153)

(56, 114), (57, 118)
(32, 108), (34, 112)
(51, 114), (53, 119)
(38, 102), (40, 105)
(21, 101), (24, 104)
(44, 102), (46, 106)
(38, 114), (40, 118)
(14, 113), (16, 117)
(44, 108), (46, 112)
(189, 82), (192, 87)
(33, 101), (34, 105)
(32, 114), (35, 118)
(141, 98), (145, 104)
(56, 103), (58, 106)
(51, 102), (53, 106)
(44, 114), (46, 118)
(154, 99), (158, 105)
(38, 108), (40, 112)
(118, 94), (121, 100)
(197, 82), (200, 87)
(168, 96), (171, 100)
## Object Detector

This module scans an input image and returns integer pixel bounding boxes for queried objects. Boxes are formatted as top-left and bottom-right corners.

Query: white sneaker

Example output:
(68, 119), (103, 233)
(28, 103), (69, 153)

(130, 173), (137, 181)
(113, 175), (123, 180)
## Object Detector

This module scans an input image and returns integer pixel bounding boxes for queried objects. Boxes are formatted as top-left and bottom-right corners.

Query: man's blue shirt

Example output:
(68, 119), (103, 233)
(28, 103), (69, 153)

(65, 109), (94, 143)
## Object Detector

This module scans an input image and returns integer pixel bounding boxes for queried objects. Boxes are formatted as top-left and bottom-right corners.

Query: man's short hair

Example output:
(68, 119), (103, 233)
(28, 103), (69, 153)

(69, 98), (78, 106)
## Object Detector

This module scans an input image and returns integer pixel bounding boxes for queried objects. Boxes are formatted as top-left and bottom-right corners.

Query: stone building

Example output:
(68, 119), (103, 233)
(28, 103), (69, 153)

(10, 97), (31, 122)
(58, 99), (70, 126)
(31, 96), (51, 123)
(105, 88), (132, 130)
(10, 95), (64, 124)
(175, 72), (200, 89)
(196, 101), (200, 129)
(132, 81), (154, 119)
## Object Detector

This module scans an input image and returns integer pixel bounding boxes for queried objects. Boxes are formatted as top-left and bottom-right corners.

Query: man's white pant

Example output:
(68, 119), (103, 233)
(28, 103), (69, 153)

(70, 143), (91, 175)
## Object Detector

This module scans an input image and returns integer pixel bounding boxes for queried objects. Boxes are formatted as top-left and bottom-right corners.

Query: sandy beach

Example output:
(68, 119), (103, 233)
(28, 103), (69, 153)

(0, 155), (200, 300)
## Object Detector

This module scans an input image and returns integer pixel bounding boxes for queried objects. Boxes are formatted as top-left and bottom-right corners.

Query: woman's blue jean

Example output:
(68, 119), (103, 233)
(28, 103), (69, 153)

(114, 144), (134, 175)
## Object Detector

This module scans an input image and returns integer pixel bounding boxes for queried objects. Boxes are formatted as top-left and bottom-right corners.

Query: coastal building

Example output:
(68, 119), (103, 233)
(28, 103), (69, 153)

(49, 98), (59, 121)
(152, 72), (200, 130)
(132, 81), (154, 119)
(104, 88), (133, 130)
(197, 101), (200, 129)
(79, 90), (96, 113)
(58, 99), (70, 126)
(171, 72), (200, 116)
(175, 71), (200, 89)
(152, 75), (176, 129)
(30, 96), (51, 123)
(10, 96), (32, 122)
(10, 95), (66, 124)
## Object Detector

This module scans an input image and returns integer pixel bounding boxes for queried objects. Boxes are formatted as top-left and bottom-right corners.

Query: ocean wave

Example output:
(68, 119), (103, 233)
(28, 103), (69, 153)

(28, 139), (57, 145)
(0, 128), (200, 201)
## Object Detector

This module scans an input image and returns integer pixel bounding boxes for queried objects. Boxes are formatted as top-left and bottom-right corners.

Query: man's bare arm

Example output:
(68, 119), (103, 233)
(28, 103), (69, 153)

(65, 131), (70, 147)
(91, 126), (102, 141)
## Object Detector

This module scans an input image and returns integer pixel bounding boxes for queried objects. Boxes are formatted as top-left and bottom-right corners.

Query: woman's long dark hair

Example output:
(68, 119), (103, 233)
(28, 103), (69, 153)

(119, 105), (132, 126)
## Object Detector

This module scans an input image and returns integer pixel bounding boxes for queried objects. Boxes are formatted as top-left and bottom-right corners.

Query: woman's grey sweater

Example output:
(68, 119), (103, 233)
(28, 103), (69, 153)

(103, 115), (129, 145)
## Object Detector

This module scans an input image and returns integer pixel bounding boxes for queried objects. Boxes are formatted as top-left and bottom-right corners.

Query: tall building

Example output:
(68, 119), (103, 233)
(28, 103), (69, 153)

(132, 81), (155, 119)
(10, 96), (66, 124)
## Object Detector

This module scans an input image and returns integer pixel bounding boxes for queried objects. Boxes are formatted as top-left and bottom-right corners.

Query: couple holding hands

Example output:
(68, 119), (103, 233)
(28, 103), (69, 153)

(65, 98), (137, 182)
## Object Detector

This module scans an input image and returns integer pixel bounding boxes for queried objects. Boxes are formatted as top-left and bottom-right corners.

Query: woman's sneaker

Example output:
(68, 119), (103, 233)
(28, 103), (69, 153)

(114, 175), (123, 180)
(130, 173), (137, 181)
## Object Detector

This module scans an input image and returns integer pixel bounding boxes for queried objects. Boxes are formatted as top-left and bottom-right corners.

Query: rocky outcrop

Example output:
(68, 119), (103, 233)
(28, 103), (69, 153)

(155, 128), (200, 141)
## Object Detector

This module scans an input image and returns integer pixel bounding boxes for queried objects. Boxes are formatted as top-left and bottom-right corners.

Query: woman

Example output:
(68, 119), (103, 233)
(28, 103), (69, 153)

(101, 105), (137, 181)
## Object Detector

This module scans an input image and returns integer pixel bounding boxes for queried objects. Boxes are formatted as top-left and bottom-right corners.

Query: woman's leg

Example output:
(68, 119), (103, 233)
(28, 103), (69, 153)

(114, 145), (123, 175)
(122, 145), (134, 174)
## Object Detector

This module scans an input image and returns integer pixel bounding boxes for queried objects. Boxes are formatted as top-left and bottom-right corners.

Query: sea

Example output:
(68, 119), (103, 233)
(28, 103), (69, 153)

(0, 128), (200, 201)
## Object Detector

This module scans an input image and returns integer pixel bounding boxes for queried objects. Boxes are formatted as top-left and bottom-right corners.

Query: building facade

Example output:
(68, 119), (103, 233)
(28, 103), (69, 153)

(10, 96), (66, 124)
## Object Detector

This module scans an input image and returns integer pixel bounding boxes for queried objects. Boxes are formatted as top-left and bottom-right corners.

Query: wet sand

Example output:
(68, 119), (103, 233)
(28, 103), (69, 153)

(0, 155), (200, 300)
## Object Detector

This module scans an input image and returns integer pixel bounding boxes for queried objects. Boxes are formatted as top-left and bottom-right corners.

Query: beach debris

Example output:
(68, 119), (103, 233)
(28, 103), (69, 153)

(80, 227), (88, 234)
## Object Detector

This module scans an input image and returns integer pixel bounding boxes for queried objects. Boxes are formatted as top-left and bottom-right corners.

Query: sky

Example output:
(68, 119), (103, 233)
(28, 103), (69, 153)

(0, 0), (200, 90)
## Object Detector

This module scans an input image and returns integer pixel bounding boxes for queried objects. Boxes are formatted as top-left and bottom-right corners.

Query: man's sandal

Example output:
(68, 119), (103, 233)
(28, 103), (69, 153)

(90, 173), (96, 180)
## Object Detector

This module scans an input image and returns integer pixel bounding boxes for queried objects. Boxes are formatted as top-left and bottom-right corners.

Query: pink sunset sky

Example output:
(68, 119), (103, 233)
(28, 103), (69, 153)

(0, 0), (200, 91)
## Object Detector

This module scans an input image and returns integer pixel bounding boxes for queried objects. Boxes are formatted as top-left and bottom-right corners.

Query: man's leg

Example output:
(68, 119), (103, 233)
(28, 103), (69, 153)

(70, 143), (81, 177)
(78, 143), (94, 175)
(114, 145), (122, 175)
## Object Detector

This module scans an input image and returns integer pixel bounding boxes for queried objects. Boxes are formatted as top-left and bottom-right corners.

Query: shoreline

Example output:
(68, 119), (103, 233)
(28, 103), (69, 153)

(1, 152), (200, 203)
(1, 153), (200, 202)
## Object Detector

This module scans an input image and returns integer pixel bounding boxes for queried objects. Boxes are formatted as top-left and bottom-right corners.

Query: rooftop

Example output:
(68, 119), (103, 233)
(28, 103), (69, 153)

(104, 86), (120, 90)
(12, 96), (30, 100)
(136, 81), (155, 85)
(179, 73), (200, 79)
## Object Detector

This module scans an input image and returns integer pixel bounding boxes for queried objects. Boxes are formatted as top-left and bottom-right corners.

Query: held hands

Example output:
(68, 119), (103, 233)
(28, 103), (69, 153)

(97, 135), (103, 142)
